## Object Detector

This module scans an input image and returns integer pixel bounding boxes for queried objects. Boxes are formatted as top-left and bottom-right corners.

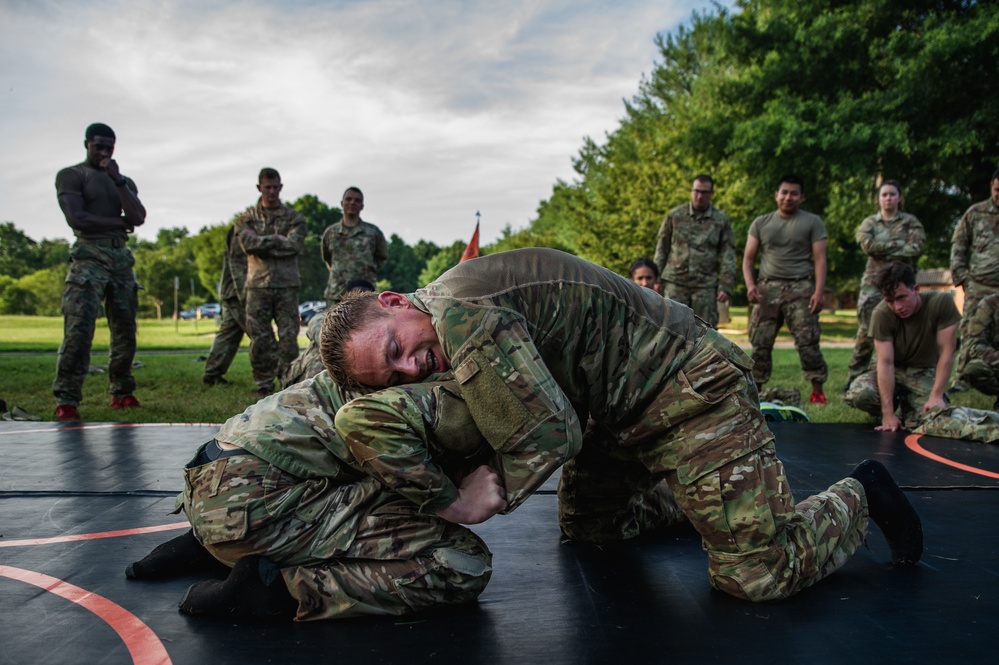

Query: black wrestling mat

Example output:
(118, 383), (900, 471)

(1, 421), (996, 665)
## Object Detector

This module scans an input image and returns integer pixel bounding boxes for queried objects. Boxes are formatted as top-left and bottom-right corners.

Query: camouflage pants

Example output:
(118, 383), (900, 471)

(53, 242), (138, 405)
(956, 279), (999, 376)
(847, 284), (882, 383)
(182, 448), (492, 621)
(281, 314), (324, 389)
(245, 287), (300, 391)
(960, 357), (999, 396)
(203, 296), (246, 381)
(663, 282), (720, 328)
(843, 366), (940, 428)
(749, 278), (828, 386)
(558, 330), (866, 601)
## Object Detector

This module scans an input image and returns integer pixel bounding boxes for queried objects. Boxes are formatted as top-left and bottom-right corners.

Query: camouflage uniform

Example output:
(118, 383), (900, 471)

(235, 200), (307, 392)
(956, 292), (999, 396)
(180, 372), (493, 621)
(914, 406), (999, 443)
(847, 212), (925, 384)
(52, 162), (140, 406)
(950, 197), (999, 378)
(203, 227), (248, 383)
(747, 211), (829, 386)
(321, 220), (388, 305)
(844, 291), (961, 427)
(344, 249), (868, 602)
(654, 202), (735, 328)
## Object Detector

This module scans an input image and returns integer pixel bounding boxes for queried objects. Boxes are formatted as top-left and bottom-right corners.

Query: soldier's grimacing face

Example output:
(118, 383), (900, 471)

(346, 293), (450, 387)
(775, 183), (804, 216)
(690, 180), (714, 211)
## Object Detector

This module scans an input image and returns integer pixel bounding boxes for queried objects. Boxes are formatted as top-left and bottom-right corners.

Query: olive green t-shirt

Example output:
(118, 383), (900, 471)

(54, 162), (137, 242)
(748, 210), (826, 280)
(869, 291), (961, 368)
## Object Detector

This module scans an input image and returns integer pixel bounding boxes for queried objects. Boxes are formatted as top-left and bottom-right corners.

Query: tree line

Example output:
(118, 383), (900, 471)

(2, 1), (995, 315)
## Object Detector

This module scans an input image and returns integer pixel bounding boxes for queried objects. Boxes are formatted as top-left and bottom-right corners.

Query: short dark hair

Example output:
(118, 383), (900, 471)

(875, 261), (916, 297)
(344, 278), (376, 293)
(777, 174), (805, 192)
(258, 167), (281, 183)
(628, 258), (659, 279)
(692, 174), (714, 189)
(85, 123), (116, 142)
(342, 186), (364, 199)
(991, 169), (999, 183)
(320, 291), (385, 388)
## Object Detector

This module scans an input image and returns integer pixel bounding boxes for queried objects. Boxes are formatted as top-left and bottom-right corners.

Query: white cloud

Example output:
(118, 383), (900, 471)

(0, 0), (718, 248)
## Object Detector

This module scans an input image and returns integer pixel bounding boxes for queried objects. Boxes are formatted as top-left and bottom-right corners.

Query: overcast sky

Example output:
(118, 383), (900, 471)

(1, 0), (723, 249)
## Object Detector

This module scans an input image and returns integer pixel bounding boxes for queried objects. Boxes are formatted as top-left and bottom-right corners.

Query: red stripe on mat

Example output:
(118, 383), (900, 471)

(0, 565), (172, 665)
(0, 522), (189, 548)
(904, 433), (999, 479)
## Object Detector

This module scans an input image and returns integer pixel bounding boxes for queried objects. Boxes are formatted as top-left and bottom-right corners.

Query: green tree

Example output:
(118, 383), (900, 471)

(0, 222), (41, 279)
(133, 229), (203, 318)
(380, 234), (437, 293)
(418, 241), (465, 287)
(290, 194), (343, 302)
(192, 223), (230, 299)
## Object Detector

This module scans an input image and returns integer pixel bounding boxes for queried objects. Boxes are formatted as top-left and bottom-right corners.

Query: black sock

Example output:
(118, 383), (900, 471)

(126, 529), (229, 580)
(178, 554), (297, 620)
(850, 460), (923, 565)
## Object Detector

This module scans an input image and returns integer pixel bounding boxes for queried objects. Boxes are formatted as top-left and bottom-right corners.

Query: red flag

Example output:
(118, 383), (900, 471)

(460, 221), (480, 262)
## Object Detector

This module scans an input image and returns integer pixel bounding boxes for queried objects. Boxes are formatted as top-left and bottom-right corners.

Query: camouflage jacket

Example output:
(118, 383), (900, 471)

(405, 248), (740, 511)
(950, 198), (999, 287)
(965, 292), (999, 365)
(218, 226), (249, 301)
(234, 199), (307, 289)
(655, 203), (736, 294)
(321, 220), (388, 303)
(856, 211), (925, 286)
(217, 371), (494, 515)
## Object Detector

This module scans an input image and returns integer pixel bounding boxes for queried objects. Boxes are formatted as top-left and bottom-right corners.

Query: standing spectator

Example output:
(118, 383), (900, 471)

(52, 123), (145, 422)
(654, 175), (735, 328)
(742, 174), (829, 403)
(844, 263), (958, 431)
(235, 168), (307, 397)
(846, 181), (926, 390)
(949, 169), (999, 392)
(202, 226), (248, 386)
(321, 187), (388, 306)
(628, 258), (661, 293)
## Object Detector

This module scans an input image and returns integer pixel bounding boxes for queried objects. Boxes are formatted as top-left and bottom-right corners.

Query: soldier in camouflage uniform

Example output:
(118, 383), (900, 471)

(742, 175), (829, 404)
(955, 292), (999, 404)
(950, 169), (999, 390)
(321, 187), (388, 306)
(846, 181), (925, 388)
(844, 263), (959, 430)
(235, 168), (307, 396)
(323, 247), (924, 602)
(655, 175), (735, 327)
(129, 372), (499, 621)
(202, 226), (248, 385)
(52, 123), (146, 422)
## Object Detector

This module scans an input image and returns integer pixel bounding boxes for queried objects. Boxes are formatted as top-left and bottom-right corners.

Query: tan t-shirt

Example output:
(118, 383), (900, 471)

(748, 210), (826, 280)
(870, 291), (961, 368)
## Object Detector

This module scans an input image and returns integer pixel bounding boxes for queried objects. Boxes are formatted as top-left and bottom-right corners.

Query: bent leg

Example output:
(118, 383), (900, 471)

(673, 443), (867, 602)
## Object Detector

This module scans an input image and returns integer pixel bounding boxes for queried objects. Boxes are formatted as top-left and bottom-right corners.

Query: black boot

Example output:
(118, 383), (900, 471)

(126, 529), (230, 580)
(850, 460), (923, 565)
(178, 554), (297, 620)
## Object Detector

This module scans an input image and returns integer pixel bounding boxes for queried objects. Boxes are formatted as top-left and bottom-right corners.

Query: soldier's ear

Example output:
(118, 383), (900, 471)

(377, 291), (412, 309)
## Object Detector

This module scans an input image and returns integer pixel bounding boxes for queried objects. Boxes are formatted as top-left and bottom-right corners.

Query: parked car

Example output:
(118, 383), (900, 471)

(179, 308), (198, 320)
(197, 303), (221, 319)
(298, 300), (327, 325)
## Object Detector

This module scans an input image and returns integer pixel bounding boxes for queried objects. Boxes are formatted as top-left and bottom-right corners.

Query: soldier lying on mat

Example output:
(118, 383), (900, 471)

(128, 369), (687, 621)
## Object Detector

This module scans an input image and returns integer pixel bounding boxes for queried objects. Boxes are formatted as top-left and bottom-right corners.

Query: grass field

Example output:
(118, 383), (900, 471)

(0, 310), (992, 424)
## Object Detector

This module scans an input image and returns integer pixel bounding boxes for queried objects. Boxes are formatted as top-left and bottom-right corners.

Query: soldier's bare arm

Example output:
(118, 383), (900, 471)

(58, 193), (134, 233)
(102, 160), (146, 227)
(810, 239), (827, 314)
(742, 235), (761, 303)
(924, 324), (957, 413)
(874, 339), (902, 431)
